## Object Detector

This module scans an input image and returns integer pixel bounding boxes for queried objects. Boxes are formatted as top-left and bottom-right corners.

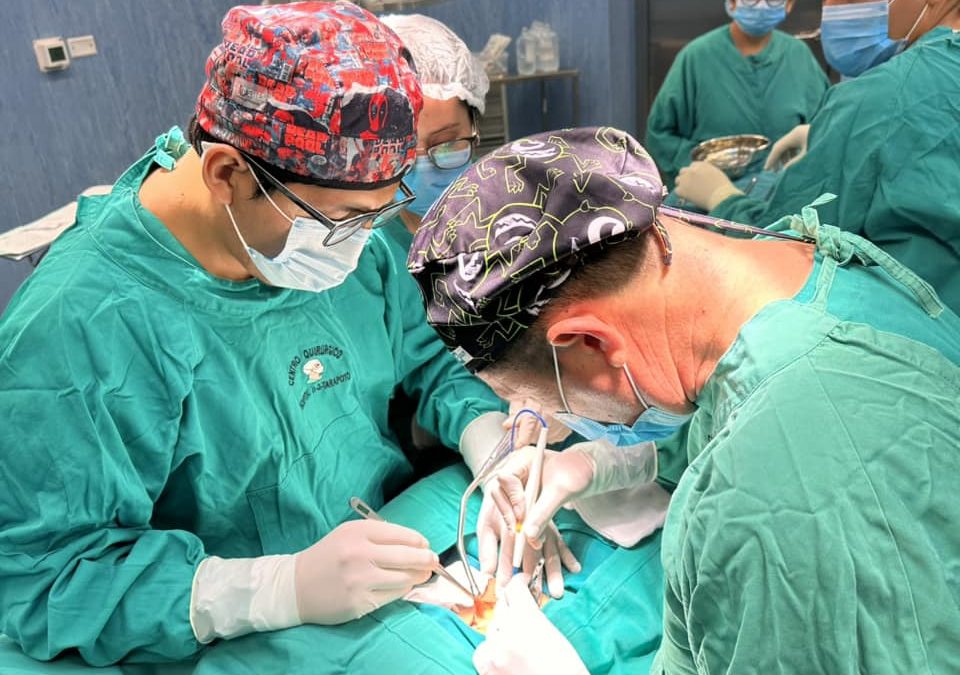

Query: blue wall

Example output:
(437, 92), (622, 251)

(0, 0), (636, 312)
(400, 0), (637, 139)
(0, 0), (236, 312)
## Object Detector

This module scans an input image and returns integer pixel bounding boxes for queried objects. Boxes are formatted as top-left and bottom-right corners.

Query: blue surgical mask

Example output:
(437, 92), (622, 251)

(820, 1), (903, 77)
(223, 167), (370, 293)
(403, 155), (464, 217)
(726, 1), (787, 37)
(550, 345), (694, 446)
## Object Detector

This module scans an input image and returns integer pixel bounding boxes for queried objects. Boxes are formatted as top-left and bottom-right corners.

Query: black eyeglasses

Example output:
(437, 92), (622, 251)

(738, 0), (787, 7)
(241, 152), (416, 246)
(423, 132), (480, 170)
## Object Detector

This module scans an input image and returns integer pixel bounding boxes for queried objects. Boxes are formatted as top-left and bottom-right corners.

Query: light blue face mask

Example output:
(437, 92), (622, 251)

(550, 345), (694, 446)
(820, 1), (903, 77)
(726, 1), (787, 37)
(223, 166), (370, 293)
(402, 155), (466, 217)
(821, 0), (928, 78)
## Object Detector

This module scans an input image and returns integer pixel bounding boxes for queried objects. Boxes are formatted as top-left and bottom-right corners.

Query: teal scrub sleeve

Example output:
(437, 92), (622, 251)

(709, 74), (889, 229)
(373, 235), (505, 450)
(658, 352), (960, 674)
(861, 83), (960, 312)
(0, 269), (205, 665)
(645, 48), (699, 191)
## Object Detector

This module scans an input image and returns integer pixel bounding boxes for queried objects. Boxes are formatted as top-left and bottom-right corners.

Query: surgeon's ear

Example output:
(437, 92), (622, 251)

(785, 0), (795, 14)
(546, 317), (629, 368)
(200, 143), (255, 206)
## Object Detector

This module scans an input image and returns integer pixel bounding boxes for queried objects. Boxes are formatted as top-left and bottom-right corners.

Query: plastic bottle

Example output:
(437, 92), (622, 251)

(516, 28), (536, 75)
(535, 23), (559, 72)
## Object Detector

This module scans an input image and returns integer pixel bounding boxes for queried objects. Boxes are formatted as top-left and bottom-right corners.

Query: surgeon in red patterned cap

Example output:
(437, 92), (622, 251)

(0, 1), (511, 664)
(188, 0), (423, 292)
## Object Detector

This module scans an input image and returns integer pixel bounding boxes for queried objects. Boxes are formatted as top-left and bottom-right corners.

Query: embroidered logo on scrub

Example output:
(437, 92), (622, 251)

(302, 359), (325, 382)
(287, 344), (352, 409)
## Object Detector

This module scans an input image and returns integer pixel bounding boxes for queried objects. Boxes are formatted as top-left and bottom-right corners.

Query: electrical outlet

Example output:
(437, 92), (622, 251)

(33, 37), (70, 72)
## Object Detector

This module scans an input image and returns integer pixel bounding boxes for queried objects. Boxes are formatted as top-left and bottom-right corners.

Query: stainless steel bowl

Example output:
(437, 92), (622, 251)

(690, 134), (770, 179)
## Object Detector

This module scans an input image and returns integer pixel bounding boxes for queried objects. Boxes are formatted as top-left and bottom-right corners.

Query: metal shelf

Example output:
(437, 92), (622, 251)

(477, 69), (580, 154)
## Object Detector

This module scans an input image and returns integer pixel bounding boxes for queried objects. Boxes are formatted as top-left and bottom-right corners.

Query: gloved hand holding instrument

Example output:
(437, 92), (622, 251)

(458, 409), (581, 600)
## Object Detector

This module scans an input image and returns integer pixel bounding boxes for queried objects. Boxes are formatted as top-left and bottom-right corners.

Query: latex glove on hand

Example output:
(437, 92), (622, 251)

(476, 471), (581, 598)
(764, 124), (810, 171)
(295, 519), (438, 625)
(190, 518), (438, 642)
(674, 161), (744, 211)
(473, 574), (589, 675)
(504, 398), (572, 447)
(480, 440), (658, 586)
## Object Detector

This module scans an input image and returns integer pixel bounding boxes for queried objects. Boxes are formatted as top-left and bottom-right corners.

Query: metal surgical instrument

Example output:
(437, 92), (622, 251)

(349, 496), (476, 600)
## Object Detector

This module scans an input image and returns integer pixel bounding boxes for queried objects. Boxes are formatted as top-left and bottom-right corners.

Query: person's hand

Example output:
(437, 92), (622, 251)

(483, 440), (658, 566)
(476, 476), (580, 598)
(503, 398), (572, 447)
(473, 575), (589, 675)
(764, 124), (810, 171)
(674, 161), (744, 211)
(488, 445), (597, 538)
(294, 519), (438, 625)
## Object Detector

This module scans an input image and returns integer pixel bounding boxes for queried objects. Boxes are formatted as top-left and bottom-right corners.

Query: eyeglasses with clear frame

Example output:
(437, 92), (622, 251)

(241, 152), (416, 246)
(421, 109), (481, 170)
(423, 131), (480, 170)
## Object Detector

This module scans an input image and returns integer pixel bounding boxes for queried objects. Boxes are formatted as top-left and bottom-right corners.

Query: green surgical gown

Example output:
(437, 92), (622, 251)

(645, 26), (828, 189)
(653, 224), (960, 672)
(711, 27), (960, 315)
(0, 134), (503, 665)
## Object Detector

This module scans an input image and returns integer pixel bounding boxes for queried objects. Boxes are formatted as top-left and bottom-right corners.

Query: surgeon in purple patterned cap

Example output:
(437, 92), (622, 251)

(409, 126), (960, 675)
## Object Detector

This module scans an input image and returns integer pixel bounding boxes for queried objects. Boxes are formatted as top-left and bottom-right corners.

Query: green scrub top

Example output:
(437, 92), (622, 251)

(653, 211), (960, 673)
(711, 27), (960, 315)
(0, 131), (503, 665)
(645, 25), (829, 189)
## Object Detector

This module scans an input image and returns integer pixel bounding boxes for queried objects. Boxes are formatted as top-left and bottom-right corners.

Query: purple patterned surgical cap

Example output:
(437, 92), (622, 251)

(407, 126), (672, 372)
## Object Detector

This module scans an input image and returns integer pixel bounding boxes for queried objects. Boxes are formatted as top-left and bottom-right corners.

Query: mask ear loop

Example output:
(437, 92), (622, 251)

(200, 141), (295, 227)
(245, 162), (295, 226)
(551, 343), (575, 414)
(902, 2), (929, 44)
(620, 362), (651, 411)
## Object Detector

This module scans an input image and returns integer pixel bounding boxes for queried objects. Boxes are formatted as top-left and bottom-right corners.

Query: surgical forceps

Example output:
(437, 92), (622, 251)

(349, 497), (476, 600)
(455, 410), (549, 600)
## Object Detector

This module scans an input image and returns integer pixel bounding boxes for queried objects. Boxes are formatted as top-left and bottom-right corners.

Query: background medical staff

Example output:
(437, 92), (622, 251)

(380, 14), (488, 247)
(645, 0), (828, 189)
(675, 0), (960, 313)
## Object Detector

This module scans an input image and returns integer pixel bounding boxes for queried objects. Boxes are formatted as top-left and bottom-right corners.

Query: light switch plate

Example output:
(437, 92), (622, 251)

(67, 35), (97, 58)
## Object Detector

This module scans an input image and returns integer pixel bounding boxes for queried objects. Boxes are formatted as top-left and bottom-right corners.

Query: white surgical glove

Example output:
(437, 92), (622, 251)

(476, 473), (581, 598)
(764, 124), (810, 171)
(674, 160), (744, 211)
(293, 519), (437, 625)
(503, 398), (572, 446)
(459, 411), (511, 479)
(190, 520), (436, 642)
(486, 438), (657, 549)
(473, 575), (588, 675)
